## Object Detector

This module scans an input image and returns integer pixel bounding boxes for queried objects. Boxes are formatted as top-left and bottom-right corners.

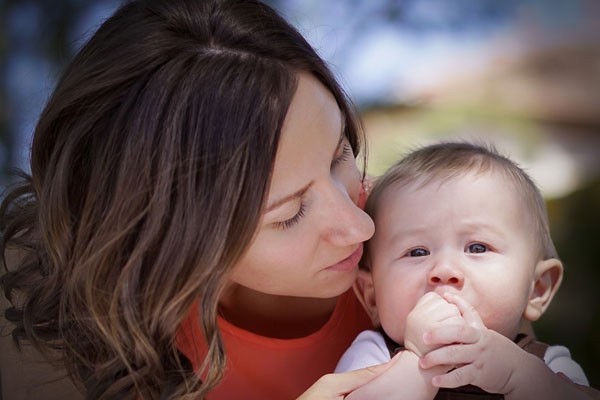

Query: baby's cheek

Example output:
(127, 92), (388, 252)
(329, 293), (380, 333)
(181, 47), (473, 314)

(379, 302), (409, 344)
(478, 306), (522, 338)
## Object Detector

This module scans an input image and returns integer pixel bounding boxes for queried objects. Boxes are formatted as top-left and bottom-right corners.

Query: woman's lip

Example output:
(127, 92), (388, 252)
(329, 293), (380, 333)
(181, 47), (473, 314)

(327, 244), (364, 271)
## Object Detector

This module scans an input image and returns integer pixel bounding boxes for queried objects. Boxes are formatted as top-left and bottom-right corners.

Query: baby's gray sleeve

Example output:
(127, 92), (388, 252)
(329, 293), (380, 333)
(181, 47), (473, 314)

(544, 345), (589, 386)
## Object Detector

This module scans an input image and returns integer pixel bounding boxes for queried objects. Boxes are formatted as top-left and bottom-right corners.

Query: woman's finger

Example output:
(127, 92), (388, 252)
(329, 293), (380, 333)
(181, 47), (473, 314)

(297, 363), (389, 400)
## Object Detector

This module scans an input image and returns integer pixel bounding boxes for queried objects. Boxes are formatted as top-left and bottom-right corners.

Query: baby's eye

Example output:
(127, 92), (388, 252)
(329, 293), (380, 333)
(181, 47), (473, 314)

(467, 243), (487, 254)
(408, 248), (430, 257)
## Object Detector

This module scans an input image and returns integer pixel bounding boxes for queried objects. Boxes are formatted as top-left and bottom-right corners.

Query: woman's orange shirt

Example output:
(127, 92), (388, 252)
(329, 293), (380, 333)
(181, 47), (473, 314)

(177, 289), (372, 399)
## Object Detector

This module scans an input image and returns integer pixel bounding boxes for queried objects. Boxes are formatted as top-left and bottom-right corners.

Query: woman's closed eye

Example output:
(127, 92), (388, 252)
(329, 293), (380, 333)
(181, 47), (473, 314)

(274, 202), (307, 230)
(273, 138), (352, 231)
(331, 142), (351, 168)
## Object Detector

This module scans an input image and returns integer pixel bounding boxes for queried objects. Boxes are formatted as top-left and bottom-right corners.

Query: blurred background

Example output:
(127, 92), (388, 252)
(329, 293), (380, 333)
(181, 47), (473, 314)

(0, 0), (598, 391)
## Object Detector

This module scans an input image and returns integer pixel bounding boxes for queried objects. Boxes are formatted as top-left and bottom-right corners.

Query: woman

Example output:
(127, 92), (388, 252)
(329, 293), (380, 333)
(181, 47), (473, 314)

(1, 0), (386, 398)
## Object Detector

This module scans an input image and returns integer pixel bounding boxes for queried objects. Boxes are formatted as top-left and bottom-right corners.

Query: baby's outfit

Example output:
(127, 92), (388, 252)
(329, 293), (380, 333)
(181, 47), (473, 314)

(336, 330), (599, 399)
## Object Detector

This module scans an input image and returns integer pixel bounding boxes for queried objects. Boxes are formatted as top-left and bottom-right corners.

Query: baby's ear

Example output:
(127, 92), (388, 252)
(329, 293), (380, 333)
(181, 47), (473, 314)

(354, 269), (380, 327)
(524, 258), (563, 321)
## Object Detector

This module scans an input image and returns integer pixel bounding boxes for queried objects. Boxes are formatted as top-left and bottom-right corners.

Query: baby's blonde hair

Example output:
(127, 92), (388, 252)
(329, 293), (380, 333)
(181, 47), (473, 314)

(363, 141), (558, 268)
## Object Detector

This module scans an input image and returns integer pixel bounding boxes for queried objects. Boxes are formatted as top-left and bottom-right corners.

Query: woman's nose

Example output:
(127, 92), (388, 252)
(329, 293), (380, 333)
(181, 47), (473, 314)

(321, 181), (375, 246)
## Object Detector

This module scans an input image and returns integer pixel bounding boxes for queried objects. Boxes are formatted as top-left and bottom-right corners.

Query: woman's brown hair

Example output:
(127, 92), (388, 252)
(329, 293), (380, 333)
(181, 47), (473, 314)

(0, 0), (365, 398)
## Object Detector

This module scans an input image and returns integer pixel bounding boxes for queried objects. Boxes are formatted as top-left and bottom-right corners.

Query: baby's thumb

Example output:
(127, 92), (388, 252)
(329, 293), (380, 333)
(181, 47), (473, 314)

(444, 292), (484, 329)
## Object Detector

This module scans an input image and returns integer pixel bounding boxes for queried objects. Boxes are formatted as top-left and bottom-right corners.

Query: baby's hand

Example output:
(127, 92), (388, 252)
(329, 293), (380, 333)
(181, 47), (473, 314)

(420, 293), (526, 395)
(404, 292), (466, 357)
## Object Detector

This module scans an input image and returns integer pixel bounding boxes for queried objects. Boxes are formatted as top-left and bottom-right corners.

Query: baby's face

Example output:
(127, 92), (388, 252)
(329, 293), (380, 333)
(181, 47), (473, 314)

(368, 171), (540, 344)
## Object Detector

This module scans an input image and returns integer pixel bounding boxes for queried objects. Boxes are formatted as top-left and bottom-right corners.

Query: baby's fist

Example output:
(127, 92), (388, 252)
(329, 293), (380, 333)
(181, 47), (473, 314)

(404, 292), (465, 356)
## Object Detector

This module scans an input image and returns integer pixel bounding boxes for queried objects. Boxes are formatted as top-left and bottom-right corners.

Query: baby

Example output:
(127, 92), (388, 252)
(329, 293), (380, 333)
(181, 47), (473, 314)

(337, 142), (598, 399)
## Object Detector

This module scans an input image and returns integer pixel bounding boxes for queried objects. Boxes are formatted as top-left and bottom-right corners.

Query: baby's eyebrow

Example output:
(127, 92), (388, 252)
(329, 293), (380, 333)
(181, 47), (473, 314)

(264, 181), (313, 213)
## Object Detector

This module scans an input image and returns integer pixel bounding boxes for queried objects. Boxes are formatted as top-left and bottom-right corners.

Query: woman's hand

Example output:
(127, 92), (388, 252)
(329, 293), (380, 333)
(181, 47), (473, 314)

(297, 363), (389, 400)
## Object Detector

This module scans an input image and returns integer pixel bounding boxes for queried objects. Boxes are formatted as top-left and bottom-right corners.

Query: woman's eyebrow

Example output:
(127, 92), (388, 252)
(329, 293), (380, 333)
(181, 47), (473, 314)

(265, 181), (313, 213)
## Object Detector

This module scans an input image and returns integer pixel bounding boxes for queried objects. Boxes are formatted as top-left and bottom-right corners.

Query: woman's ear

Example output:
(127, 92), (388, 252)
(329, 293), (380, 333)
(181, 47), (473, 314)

(524, 258), (563, 321)
(353, 269), (380, 327)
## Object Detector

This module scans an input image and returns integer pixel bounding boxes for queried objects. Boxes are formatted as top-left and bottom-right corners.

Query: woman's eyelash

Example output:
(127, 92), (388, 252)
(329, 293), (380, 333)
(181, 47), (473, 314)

(275, 202), (307, 230)
(331, 143), (352, 168)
